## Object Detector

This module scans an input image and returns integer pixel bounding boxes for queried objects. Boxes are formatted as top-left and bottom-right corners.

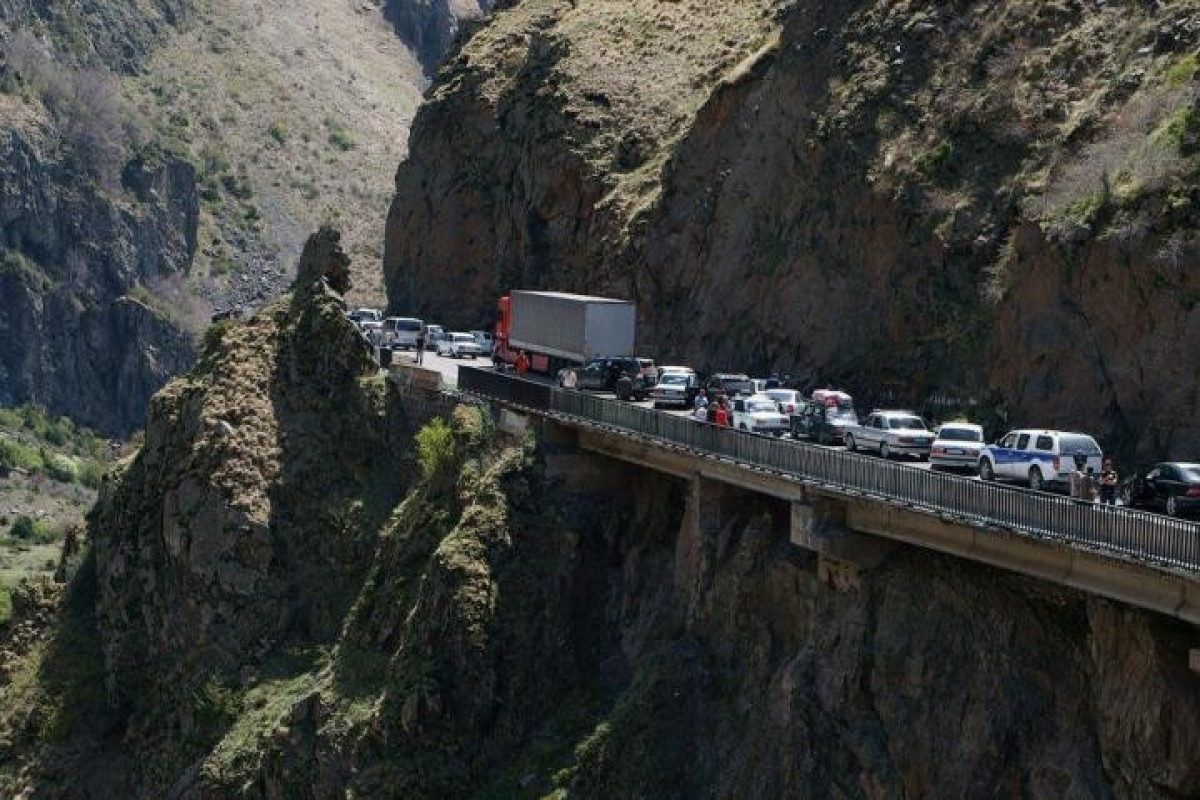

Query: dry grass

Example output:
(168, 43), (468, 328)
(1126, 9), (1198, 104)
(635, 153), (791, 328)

(129, 0), (426, 307)
(454, 0), (782, 229)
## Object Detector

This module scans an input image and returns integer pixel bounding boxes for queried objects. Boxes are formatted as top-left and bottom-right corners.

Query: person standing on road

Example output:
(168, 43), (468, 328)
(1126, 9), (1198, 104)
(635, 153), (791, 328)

(1098, 457), (1118, 506)
(714, 399), (729, 427)
(694, 389), (708, 412)
(415, 326), (426, 365)
(1068, 455), (1087, 499)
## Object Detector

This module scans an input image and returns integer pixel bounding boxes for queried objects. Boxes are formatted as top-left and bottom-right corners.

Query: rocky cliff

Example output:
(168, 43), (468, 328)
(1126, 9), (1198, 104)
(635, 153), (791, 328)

(0, 0), (443, 434)
(3, 315), (1197, 798)
(384, 0), (1200, 461)
(385, 0), (494, 73)
(0, 1), (200, 434)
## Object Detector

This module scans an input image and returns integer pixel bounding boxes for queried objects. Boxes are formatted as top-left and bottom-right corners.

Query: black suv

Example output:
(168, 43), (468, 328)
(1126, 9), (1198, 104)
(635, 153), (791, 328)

(789, 400), (859, 445)
(559, 357), (657, 400)
(705, 373), (755, 400)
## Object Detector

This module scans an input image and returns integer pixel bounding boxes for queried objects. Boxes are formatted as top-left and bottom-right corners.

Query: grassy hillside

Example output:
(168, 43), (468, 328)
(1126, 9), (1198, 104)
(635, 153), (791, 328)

(128, 0), (426, 307)
(0, 406), (115, 623)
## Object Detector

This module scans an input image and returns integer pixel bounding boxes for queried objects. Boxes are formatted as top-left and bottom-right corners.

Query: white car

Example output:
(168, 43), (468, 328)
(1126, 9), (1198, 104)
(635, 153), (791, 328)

(764, 388), (802, 415)
(651, 372), (699, 408)
(436, 332), (482, 359)
(730, 394), (789, 436)
(930, 422), (985, 472)
(469, 330), (494, 354)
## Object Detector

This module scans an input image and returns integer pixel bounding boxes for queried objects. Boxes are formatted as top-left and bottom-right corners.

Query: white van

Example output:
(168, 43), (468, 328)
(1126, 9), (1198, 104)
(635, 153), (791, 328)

(382, 317), (423, 350)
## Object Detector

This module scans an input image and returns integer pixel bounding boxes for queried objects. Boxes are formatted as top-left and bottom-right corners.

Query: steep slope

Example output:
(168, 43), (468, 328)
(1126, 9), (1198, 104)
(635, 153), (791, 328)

(384, 0), (1200, 460)
(6, 379), (1199, 796)
(130, 0), (428, 308)
(0, 2), (201, 434)
(385, 0), (493, 73)
(0, 0), (436, 433)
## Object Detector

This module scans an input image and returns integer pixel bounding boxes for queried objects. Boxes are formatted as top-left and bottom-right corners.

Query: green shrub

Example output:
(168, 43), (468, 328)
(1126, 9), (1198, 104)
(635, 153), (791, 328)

(192, 677), (243, 731)
(11, 515), (37, 539)
(268, 121), (288, 145)
(1165, 54), (1198, 89)
(0, 437), (44, 473)
(1158, 104), (1200, 155)
(915, 139), (955, 179)
(77, 458), (106, 489)
(44, 453), (78, 483)
(415, 418), (457, 486)
(327, 124), (356, 152)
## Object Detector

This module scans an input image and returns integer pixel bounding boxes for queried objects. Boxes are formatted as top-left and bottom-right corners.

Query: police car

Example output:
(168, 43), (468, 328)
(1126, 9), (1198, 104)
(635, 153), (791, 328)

(978, 429), (1104, 491)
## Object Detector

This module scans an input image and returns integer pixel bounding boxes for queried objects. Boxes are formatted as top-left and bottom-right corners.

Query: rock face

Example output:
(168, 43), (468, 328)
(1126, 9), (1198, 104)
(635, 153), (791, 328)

(0, 2), (200, 434)
(384, 0), (1200, 460)
(383, 0), (493, 74)
(0, 129), (199, 434)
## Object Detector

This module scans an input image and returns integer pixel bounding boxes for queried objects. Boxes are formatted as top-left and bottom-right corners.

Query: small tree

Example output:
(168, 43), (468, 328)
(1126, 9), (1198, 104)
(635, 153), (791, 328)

(10, 515), (36, 540)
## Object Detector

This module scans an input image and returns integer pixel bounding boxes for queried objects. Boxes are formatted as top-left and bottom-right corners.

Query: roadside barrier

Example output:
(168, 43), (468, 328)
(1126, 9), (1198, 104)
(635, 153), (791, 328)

(457, 367), (1200, 572)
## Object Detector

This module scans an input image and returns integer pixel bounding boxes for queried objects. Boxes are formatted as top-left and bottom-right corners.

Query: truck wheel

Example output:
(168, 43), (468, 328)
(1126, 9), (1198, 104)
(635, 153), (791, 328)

(1028, 467), (1044, 492)
(980, 460), (995, 482)
(845, 434), (856, 452)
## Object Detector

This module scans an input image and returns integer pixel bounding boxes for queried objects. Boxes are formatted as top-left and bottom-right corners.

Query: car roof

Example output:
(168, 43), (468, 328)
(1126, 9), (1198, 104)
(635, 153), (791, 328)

(937, 422), (982, 430)
(659, 365), (694, 373)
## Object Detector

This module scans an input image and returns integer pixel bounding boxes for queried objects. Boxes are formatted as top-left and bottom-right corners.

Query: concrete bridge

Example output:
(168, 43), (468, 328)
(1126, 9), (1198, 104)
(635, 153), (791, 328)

(456, 366), (1200, 641)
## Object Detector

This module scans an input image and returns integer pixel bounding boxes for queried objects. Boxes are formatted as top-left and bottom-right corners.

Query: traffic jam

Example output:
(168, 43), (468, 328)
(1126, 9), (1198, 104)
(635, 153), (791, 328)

(350, 291), (1200, 520)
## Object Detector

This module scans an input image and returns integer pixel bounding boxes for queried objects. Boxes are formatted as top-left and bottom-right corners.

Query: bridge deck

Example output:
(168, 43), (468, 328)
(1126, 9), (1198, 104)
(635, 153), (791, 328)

(455, 367), (1200, 624)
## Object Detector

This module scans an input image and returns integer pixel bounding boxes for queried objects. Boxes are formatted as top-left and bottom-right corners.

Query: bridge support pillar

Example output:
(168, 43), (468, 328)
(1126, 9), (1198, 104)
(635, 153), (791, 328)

(790, 498), (895, 591)
(678, 474), (764, 625)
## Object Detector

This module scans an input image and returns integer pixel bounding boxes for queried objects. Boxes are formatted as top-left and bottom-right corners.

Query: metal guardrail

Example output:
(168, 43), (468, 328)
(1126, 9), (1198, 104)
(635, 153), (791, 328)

(458, 367), (1200, 572)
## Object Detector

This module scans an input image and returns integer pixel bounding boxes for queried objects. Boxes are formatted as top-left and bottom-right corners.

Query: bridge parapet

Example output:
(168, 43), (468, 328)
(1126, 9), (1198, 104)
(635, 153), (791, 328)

(456, 367), (1200, 625)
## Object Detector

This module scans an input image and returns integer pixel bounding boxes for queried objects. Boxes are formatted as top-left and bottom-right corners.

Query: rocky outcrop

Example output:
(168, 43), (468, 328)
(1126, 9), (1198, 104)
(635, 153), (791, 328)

(384, 0), (1200, 460)
(0, 0), (188, 73)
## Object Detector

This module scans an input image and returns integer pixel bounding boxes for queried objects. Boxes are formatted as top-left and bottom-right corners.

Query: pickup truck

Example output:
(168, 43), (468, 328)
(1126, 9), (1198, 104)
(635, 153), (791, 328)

(843, 409), (935, 460)
(730, 394), (789, 436)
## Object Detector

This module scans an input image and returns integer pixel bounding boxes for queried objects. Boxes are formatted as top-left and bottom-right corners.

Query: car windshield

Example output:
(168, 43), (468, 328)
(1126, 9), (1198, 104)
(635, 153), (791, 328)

(452, 334), (474, 342)
(747, 400), (777, 412)
(661, 375), (688, 386)
(828, 409), (857, 423)
(938, 427), (982, 442)
(395, 319), (421, 331)
(1060, 434), (1101, 456)
(889, 416), (926, 430)
(1180, 466), (1200, 481)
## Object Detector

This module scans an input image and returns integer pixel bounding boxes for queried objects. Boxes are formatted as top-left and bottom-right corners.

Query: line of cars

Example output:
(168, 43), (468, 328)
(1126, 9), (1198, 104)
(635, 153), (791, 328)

(346, 309), (495, 360)
(557, 359), (1200, 519)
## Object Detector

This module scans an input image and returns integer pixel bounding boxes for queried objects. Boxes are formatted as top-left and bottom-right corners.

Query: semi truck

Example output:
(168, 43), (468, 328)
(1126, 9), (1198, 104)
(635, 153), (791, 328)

(493, 291), (636, 375)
